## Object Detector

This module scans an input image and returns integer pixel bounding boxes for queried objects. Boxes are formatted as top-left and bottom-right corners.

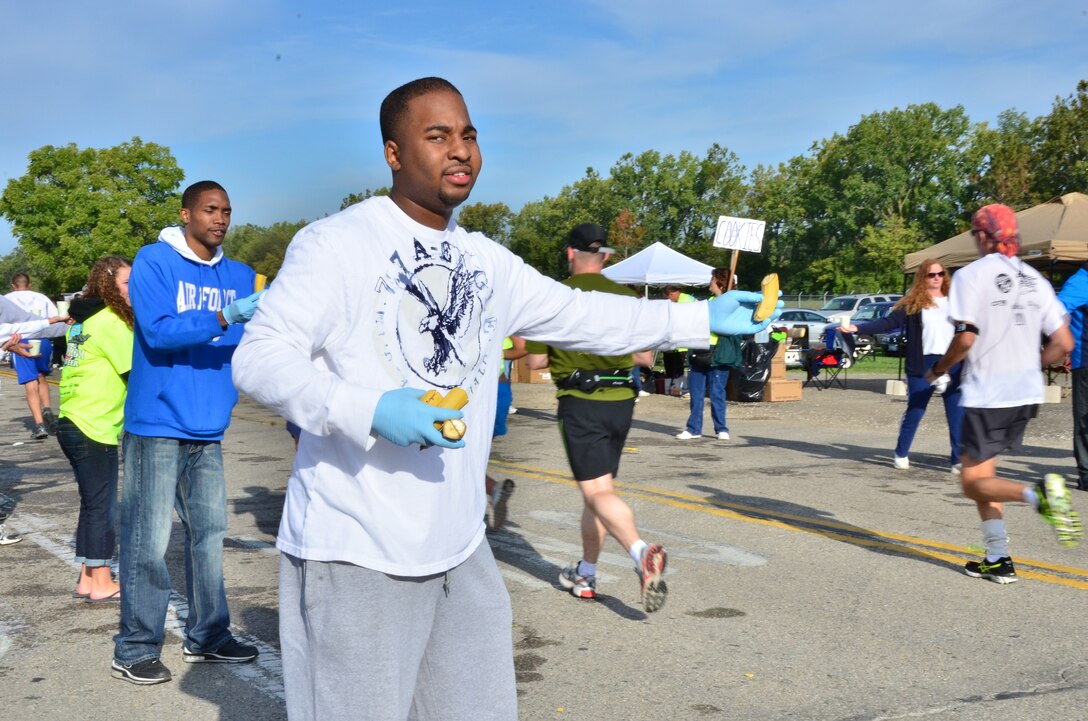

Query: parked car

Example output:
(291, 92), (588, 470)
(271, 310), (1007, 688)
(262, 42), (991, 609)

(821, 301), (900, 353)
(775, 308), (832, 347)
(819, 293), (903, 325)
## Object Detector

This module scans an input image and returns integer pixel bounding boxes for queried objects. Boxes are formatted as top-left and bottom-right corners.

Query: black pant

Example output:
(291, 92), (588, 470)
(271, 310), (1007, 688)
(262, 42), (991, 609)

(1074, 368), (1088, 489)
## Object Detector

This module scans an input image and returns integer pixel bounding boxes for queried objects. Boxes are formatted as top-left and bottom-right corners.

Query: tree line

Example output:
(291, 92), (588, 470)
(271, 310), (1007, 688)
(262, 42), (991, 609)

(2, 81), (1086, 297)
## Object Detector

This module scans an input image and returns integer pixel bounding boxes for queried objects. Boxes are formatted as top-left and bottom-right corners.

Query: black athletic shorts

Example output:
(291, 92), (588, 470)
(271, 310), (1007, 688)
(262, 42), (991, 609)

(960, 405), (1038, 463)
(556, 395), (636, 482)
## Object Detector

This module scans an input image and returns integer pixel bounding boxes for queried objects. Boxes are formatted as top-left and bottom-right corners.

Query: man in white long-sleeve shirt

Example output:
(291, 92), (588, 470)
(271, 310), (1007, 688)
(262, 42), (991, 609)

(232, 76), (779, 721)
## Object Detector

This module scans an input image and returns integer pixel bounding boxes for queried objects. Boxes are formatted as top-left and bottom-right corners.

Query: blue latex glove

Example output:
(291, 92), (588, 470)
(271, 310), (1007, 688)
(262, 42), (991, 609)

(372, 387), (466, 448)
(708, 290), (784, 336)
(223, 290), (265, 325)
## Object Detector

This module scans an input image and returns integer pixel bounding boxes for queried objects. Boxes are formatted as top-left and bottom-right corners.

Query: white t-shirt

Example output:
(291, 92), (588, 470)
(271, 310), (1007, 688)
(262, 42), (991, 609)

(948, 253), (1066, 408)
(4, 289), (56, 318)
(232, 196), (709, 576)
(920, 297), (954, 355)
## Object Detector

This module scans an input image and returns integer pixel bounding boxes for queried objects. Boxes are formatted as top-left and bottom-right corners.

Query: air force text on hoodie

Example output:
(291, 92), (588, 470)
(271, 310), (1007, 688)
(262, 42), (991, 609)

(124, 226), (257, 441)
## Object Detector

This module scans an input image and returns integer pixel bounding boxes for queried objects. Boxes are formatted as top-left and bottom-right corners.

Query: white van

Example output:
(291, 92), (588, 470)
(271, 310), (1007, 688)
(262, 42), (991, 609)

(819, 294), (902, 325)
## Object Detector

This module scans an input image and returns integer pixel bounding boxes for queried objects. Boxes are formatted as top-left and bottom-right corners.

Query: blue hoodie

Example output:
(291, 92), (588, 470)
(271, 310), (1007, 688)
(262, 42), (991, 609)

(124, 226), (256, 440)
(1058, 265), (1088, 370)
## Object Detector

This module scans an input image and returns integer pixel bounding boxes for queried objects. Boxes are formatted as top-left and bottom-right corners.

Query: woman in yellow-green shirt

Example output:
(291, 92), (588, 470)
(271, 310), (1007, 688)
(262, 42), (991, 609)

(57, 257), (134, 603)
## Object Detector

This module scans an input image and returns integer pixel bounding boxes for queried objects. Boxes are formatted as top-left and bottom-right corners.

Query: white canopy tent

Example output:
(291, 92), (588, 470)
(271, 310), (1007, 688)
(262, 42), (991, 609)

(601, 242), (714, 286)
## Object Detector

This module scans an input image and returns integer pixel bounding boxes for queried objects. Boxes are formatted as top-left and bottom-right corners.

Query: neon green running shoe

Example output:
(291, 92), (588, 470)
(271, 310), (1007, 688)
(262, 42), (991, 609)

(1038, 474), (1083, 548)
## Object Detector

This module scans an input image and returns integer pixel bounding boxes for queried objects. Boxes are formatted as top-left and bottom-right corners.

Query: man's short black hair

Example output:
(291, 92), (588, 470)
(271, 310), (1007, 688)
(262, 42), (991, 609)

(182, 180), (227, 210)
(379, 77), (462, 144)
(10, 272), (29, 288)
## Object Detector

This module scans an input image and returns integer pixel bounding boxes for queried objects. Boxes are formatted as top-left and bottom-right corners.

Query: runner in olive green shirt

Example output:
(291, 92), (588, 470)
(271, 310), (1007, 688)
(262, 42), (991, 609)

(525, 223), (667, 612)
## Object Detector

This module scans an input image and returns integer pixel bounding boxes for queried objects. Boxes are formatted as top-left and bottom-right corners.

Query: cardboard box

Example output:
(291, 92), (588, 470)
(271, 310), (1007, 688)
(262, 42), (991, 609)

(770, 359), (787, 380)
(885, 379), (907, 397)
(513, 357), (552, 384)
(763, 379), (802, 402)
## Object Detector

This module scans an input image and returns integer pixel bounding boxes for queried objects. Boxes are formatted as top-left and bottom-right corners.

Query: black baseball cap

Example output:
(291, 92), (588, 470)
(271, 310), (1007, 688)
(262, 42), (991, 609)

(566, 223), (615, 254)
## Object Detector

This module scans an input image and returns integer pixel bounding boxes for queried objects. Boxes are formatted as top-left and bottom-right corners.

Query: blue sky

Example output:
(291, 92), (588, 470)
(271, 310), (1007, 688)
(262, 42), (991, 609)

(2, 1), (1086, 255)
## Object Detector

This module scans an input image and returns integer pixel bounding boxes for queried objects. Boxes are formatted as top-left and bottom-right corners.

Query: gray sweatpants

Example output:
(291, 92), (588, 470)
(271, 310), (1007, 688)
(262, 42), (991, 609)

(279, 541), (517, 721)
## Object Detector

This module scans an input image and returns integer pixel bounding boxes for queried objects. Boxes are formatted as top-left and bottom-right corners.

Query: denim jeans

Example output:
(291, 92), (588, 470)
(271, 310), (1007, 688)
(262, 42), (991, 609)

(896, 354), (964, 466)
(114, 434), (232, 664)
(56, 417), (118, 566)
(685, 365), (729, 435)
(1074, 368), (1088, 488)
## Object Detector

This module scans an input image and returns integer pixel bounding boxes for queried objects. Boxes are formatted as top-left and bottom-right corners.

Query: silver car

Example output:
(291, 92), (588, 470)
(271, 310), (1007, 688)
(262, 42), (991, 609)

(774, 308), (832, 348)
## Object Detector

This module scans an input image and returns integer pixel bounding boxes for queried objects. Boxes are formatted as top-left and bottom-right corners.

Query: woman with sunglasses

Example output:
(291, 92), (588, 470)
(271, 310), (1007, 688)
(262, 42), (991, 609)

(841, 259), (963, 472)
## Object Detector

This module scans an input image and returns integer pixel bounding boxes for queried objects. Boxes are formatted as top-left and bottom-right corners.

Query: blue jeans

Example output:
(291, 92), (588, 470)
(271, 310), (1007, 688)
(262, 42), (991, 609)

(114, 434), (232, 664)
(56, 417), (118, 566)
(685, 366), (729, 435)
(896, 354), (964, 465)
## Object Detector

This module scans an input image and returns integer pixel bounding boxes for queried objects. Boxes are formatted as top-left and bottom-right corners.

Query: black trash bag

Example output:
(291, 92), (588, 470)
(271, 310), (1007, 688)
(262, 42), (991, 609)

(732, 339), (778, 402)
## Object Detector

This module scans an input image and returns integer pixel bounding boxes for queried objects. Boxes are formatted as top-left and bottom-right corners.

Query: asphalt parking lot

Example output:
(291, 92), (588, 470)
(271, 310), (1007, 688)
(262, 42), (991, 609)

(2, 368), (1087, 721)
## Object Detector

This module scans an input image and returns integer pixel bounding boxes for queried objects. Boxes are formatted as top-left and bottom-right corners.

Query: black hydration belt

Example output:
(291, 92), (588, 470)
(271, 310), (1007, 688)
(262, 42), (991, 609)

(555, 368), (636, 392)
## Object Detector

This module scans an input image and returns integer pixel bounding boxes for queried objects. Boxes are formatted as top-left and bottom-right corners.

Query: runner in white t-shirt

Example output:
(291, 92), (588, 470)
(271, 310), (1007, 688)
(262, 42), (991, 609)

(5, 273), (60, 438)
(928, 204), (1082, 584)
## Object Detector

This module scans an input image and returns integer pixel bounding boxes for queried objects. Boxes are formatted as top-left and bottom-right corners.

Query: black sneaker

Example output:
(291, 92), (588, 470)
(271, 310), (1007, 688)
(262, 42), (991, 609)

(111, 658), (172, 685)
(183, 638), (258, 664)
(42, 408), (58, 434)
(964, 557), (1018, 584)
(31, 424), (48, 440)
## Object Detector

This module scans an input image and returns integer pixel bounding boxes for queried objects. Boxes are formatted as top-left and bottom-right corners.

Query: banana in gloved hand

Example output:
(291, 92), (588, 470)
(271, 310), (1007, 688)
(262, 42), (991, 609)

(421, 388), (470, 441)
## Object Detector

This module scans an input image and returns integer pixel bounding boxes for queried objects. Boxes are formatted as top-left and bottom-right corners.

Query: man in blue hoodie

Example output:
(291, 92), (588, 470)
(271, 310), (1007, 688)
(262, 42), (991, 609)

(1059, 263), (1088, 491)
(111, 180), (265, 686)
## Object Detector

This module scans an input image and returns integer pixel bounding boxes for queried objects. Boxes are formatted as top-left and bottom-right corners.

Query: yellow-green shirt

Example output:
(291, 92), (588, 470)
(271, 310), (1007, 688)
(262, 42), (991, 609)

(524, 274), (638, 401)
(58, 307), (134, 445)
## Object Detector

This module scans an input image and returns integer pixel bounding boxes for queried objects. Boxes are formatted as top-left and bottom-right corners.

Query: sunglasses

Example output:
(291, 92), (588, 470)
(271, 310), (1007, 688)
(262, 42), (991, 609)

(927, 271), (946, 278)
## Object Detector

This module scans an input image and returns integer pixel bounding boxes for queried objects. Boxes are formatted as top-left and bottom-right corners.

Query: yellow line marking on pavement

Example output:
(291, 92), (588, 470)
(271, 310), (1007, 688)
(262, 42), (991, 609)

(488, 458), (1088, 590)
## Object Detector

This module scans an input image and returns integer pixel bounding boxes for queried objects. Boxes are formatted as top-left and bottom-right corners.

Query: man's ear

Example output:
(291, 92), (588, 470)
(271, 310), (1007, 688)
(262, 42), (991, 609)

(384, 140), (401, 171)
(179, 207), (190, 225)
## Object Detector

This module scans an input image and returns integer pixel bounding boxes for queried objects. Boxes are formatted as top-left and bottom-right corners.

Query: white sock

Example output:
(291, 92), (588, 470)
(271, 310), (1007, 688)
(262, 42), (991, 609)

(981, 519), (1010, 561)
(1022, 486), (1039, 509)
(576, 560), (597, 577)
(629, 539), (648, 566)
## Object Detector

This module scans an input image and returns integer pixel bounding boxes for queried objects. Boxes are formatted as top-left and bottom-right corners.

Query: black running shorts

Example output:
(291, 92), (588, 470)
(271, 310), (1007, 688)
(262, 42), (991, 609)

(960, 405), (1037, 463)
(556, 395), (635, 482)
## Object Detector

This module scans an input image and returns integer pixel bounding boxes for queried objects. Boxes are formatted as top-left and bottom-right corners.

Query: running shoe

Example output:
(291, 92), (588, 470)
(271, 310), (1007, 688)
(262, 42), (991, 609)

(893, 456), (909, 470)
(42, 408), (58, 434)
(558, 564), (597, 600)
(676, 431), (697, 440)
(1037, 474), (1083, 547)
(183, 638), (258, 664)
(491, 479), (515, 530)
(31, 424), (48, 440)
(111, 658), (172, 685)
(0, 524), (22, 546)
(964, 556), (1017, 584)
(637, 544), (668, 612)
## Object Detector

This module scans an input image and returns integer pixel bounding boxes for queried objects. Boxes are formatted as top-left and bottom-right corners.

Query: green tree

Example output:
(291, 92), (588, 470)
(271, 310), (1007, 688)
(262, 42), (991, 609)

(0, 137), (183, 295)
(224, 220), (308, 280)
(1033, 79), (1088, 200)
(340, 187), (390, 211)
(457, 202), (513, 245)
(807, 215), (924, 293)
(508, 169), (615, 279)
(969, 110), (1040, 209)
(609, 208), (647, 259)
(607, 144), (748, 261)
(748, 104), (979, 293)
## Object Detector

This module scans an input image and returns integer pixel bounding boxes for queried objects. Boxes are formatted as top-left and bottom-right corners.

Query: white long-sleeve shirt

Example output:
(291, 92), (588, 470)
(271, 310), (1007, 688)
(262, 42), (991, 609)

(232, 197), (708, 576)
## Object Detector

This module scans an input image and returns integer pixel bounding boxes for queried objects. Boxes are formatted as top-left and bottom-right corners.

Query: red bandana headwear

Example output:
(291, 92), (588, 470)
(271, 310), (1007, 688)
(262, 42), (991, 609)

(971, 204), (1020, 258)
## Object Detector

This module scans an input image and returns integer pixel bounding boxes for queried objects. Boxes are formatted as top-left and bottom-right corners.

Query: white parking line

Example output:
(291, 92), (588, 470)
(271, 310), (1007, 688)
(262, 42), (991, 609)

(0, 498), (285, 702)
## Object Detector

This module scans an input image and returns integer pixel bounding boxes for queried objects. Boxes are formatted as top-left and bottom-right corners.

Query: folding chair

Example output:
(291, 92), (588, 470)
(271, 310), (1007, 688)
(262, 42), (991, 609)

(803, 348), (848, 390)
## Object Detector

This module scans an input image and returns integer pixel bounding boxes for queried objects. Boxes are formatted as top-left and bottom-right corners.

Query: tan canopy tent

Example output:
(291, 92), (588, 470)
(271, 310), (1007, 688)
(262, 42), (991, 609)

(904, 192), (1088, 273)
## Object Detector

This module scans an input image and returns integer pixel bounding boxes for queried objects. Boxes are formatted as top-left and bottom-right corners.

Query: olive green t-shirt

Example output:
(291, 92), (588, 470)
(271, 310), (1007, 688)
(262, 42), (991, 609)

(58, 307), (134, 445)
(524, 273), (638, 401)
